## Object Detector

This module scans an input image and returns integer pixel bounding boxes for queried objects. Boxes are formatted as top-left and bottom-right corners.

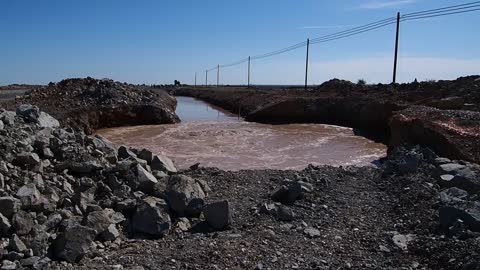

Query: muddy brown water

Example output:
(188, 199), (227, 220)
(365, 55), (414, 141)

(97, 96), (387, 170)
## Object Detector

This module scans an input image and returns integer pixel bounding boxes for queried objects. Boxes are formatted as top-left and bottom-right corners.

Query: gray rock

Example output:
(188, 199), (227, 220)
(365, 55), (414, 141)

(13, 153), (41, 168)
(0, 120), (3, 130)
(12, 211), (33, 235)
(30, 230), (50, 257)
(1, 259), (17, 270)
(165, 175), (205, 217)
(16, 183), (41, 208)
(118, 146), (136, 160)
(53, 224), (96, 263)
(135, 164), (158, 194)
(16, 104), (40, 123)
(20, 256), (40, 267)
(435, 157), (451, 165)
(271, 182), (303, 205)
(0, 197), (21, 218)
(392, 233), (415, 251)
(439, 163), (466, 174)
(0, 213), (12, 236)
(138, 149), (154, 164)
(204, 200), (232, 230)
(174, 217), (192, 232)
(9, 234), (27, 252)
(37, 112), (60, 128)
(151, 155), (177, 173)
(131, 197), (171, 237)
(84, 209), (113, 235)
(304, 227), (321, 238)
(100, 224), (119, 242)
(0, 111), (15, 126)
(275, 205), (294, 221)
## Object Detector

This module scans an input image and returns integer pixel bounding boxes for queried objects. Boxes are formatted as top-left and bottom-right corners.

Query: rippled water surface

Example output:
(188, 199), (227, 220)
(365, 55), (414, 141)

(97, 96), (386, 170)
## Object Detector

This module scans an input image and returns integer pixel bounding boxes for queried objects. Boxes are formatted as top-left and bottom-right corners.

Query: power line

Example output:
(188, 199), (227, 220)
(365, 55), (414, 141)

(310, 17), (396, 43)
(311, 20), (397, 44)
(199, 1), (480, 82)
(402, 7), (480, 22)
(403, 1), (480, 17)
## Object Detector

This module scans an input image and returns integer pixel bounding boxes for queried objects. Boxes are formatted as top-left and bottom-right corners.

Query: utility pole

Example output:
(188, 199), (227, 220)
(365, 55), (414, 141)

(217, 65), (220, 88)
(305, 38), (310, 90)
(205, 70), (208, 88)
(247, 56), (251, 88)
(393, 12), (400, 84)
(194, 72), (197, 88)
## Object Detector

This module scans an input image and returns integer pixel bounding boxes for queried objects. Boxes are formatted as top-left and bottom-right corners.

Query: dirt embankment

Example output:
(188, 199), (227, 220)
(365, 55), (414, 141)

(175, 76), (480, 162)
(4, 78), (180, 134)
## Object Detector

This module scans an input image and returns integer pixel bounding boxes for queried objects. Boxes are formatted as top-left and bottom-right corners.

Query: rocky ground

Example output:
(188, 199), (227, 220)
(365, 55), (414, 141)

(0, 105), (479, 269)
(2, 78), (179, 134)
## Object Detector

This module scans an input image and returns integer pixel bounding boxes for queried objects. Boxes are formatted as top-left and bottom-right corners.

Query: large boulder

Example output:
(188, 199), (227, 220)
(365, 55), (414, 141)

(151, 155), (177, 173)
(204, 200), (232, 230)
(16, 184), (41, 208)
(165, 175), (206, 217)
(16, 104), (40, 123)
(131, 197), (171, 237)
(37, 112), (60, 128)
(133, 164), (158, 194)
(439, 201), (480, 232)
(53, 224), (96, 263)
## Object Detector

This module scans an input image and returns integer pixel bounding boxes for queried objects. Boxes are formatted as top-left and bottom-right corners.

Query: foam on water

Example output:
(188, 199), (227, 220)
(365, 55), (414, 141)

(97, 96), (387, 171)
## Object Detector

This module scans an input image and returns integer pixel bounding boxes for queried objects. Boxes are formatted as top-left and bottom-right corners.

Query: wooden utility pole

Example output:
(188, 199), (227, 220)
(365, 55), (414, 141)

(305, 38), (310, 90)
(247, 56), (251, 88)
(217, 65), (220, 88)
(393, 12), (401, 84)
(205, 70), (208, 88)
(194, 72), (197, 88)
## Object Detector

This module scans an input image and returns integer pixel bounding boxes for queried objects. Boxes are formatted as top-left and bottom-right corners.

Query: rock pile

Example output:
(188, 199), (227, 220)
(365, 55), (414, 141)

(9, 78), (180, 134)
(0, 105), (231, 268)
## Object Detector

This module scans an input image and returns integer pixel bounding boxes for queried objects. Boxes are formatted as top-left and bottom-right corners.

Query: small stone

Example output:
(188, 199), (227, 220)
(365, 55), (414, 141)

(392, 233), (415, 251)
(304, 227), (321, 238)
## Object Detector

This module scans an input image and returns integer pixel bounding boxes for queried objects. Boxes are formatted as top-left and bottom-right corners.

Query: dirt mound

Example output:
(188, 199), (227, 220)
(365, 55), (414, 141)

(8, 78), (179, 133)
(390, 106), (480, 163)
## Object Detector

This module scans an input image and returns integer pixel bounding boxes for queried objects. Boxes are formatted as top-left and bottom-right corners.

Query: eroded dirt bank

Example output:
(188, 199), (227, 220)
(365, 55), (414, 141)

(175, 76), (480, 162)
(3, 78), (180, 134)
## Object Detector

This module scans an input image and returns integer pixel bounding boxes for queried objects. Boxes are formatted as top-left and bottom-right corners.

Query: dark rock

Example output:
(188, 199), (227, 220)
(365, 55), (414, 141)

(138, 149), (154, 164)
(165, 175), (205, 217)
(0, 197), (21, 218)
(275, 205), (294, 221)
(271, 182), (303, 205)
(100, 224), (119, 242)
(13, 153), (41, 168)
(118, 146), (137, 160)
(439, 201), (480, 232)
(16, 104), (40, 123)
(19, 256), (40, 267)
(204, 200), (232, 230)
(131, 197), (171, 237)
(53, 224), (96, 263)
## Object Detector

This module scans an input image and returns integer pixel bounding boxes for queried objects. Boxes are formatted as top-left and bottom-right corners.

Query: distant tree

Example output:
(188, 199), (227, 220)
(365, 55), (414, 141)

(357, 79), (367, 86)
(174, 80), (181, 86)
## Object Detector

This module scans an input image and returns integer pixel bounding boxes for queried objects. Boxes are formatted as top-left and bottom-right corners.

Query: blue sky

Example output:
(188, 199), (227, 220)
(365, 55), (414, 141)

(1, 0), (479, 85)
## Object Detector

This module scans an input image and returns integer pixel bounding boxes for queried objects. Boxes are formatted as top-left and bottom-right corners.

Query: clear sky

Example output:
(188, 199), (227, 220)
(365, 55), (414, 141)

(1, 0), (479, 85)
